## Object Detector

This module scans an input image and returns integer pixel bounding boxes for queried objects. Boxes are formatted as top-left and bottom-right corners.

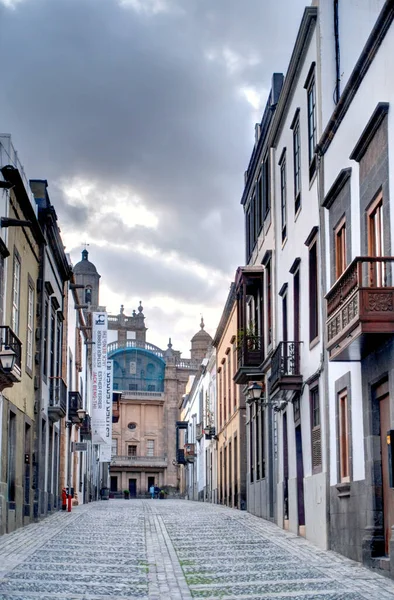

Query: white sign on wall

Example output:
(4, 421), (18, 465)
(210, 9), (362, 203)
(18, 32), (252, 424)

(99, 359), (113, 463)
(92, 311), (108, 444)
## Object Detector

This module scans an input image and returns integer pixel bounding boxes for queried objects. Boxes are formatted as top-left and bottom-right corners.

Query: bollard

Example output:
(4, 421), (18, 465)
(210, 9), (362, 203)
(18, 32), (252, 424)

(61, 488), (67, 511)
(67, 492), (72, 512)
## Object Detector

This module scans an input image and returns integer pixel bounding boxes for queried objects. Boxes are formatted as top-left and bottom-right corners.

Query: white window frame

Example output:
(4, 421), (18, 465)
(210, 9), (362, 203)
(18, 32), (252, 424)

(12, 253), (21, 335)
(26, 284), (34, 371)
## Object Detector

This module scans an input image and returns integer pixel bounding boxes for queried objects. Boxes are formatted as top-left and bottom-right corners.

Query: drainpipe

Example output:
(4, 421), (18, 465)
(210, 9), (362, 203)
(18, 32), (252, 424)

(334, 0), (341, 104)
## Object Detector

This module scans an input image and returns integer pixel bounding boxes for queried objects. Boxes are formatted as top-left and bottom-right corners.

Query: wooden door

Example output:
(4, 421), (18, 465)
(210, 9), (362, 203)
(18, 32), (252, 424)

(283, 413), (289, 522)
(380, 395), (394, 555)
(128, 478), (137, 498)
(295, 425), (305, 528)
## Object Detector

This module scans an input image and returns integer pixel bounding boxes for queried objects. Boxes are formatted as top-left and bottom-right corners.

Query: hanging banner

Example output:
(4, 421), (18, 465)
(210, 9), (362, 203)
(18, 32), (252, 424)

(92, 311), (108, 444)
(99, 359), (113, 462)
(99, 444), (112, 462)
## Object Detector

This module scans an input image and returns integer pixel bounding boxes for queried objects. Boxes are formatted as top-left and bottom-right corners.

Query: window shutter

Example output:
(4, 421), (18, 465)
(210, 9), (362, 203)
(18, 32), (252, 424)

(312, 425), (321, 470)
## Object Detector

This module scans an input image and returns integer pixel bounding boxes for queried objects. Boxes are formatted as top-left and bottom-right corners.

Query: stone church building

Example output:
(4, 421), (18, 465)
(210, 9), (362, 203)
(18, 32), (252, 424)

(74, 249), (211, 497)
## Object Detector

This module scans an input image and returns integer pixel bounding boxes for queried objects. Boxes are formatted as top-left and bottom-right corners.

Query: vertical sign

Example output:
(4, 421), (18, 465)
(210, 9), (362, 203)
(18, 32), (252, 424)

(92, 311), (108, 444)
(99, 360), (113, 462)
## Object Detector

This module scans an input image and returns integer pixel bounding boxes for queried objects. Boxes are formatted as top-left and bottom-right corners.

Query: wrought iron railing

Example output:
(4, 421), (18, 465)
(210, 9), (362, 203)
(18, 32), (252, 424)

(49, 377), (67, 414)
(237, 335), (264, 368)
(270, 342), (302, 390)
(0, 326), (22, 373)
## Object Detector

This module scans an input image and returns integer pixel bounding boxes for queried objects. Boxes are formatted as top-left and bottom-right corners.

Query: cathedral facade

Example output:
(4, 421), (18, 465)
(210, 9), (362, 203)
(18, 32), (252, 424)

(73, 249), (211, 497)
(108, 308), (212, 496)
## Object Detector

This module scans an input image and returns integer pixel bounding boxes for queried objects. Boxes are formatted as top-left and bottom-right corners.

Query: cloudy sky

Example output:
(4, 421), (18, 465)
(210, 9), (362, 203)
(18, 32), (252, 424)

(0, 0), (306, 354)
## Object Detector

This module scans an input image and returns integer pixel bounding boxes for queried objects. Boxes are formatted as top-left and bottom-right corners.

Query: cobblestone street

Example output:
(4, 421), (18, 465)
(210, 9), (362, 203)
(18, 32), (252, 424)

(0, 500), (394, 599)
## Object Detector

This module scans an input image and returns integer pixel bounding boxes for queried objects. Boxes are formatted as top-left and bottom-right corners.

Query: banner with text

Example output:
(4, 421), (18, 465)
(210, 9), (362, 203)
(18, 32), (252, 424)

(99, 359), (113, 462)
(92, 311), (108, 444)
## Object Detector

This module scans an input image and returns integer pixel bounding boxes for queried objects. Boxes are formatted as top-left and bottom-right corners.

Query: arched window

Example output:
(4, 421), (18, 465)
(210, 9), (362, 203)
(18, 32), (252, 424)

(85, 286), (92, 304)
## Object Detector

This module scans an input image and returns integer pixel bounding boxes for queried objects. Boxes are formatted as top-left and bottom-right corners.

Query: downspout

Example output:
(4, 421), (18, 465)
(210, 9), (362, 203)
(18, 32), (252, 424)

(334, 0), (341, 104)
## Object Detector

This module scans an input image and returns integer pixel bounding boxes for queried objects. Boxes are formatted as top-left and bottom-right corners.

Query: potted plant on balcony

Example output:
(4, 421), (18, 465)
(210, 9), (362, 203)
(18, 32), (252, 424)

(237, 322), (259, 351)
(123, 489), (130, 499)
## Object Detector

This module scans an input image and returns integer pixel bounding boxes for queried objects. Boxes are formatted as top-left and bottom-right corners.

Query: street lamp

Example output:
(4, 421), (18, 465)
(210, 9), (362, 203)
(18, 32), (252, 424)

(76, 408), (87, 422)
(246, 382), (264, 405)
(0, 347), (16, 371)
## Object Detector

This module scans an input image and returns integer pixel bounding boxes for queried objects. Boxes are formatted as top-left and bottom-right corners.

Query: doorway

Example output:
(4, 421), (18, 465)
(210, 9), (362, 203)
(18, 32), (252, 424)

(110, 476), (118, 493)
(128, 478), (137, 498)
(147, 476), (155, 493)
(283, 412), (289, 528)
(295, 424), (305, 533)
(379, 392), (394, 555)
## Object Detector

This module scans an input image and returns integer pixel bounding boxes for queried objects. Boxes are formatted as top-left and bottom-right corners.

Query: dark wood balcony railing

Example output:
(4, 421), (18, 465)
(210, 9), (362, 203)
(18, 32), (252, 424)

(234, 335), (264, 384)
(237, 335), (264, 368)
(0, 326), (22, 387)
(326, 257), (394, 361)
(48, 377), (67, 421)
(270, 342), (303, 394)
(80, 414), (92, 437)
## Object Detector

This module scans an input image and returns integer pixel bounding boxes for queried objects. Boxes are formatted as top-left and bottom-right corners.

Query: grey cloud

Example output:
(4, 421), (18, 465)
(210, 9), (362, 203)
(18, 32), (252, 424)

(0, 0), (306, 347)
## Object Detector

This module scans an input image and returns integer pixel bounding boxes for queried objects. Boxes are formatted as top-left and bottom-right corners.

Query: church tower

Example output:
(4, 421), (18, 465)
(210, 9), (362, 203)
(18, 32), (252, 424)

(190, 317), (212, 362)
(73, 249), (101, 308)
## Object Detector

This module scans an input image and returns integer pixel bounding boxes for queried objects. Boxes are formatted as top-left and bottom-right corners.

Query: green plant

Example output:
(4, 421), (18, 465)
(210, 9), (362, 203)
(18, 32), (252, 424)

(237, 321), (259, 350)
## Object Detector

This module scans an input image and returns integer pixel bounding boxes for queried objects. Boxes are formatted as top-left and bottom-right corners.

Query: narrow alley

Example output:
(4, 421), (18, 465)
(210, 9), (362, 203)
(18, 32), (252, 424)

(0, 500), (393, 600)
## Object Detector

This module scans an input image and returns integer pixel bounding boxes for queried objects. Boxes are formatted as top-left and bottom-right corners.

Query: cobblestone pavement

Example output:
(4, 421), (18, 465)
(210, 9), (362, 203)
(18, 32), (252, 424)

(0, 500), (393, 599)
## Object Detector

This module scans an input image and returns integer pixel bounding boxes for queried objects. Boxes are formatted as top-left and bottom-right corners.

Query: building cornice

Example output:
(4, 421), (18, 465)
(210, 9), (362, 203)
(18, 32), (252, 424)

(317, 1), (394, 156)
(322, 168), (352, 209)
(270, 6), (318, 148)
(349, 103), (389, 162)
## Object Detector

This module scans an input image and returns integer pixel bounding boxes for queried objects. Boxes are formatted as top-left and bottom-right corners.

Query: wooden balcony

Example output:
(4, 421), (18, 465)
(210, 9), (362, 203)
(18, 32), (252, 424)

(48, 377), (67, 422)
(270, 342), (303, 396)
(234, 336), (264, 384)
(326, 257), (394, 361)
(68, 390), (83, 423)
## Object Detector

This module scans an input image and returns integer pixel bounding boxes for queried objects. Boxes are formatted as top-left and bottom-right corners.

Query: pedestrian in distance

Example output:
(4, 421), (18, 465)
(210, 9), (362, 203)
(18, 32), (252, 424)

(154, 485), (160, 499)
(149, 484), (155, 499)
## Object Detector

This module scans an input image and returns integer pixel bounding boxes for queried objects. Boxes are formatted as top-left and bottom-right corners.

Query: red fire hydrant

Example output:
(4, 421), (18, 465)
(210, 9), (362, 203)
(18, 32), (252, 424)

(62, 488), (67, 511)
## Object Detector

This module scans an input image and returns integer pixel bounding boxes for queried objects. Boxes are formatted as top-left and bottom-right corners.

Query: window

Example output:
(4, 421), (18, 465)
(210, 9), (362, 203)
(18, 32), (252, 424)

(129, 383), (138, 391)
(368, 194), (384, 286)
(147, 384), (155, 391)
(307, 76), (317, 177)
(26, 284), (34, 372)
(262, 158), (270, 219)
(128, 444), (137, 457)
(223, 359), (227, 423)
(227, 352), (231, 417)
(127, 422), (137, 430)
(280, 156), (287, 242)
(339, 390), (350, 482)
(56, 320), (62, 378)
(310, 386), (322, 472)
(111, 438), (118, 456)
(293, 119), (301, 213)
(50, 311), (56, 378)
(309, 238), (319, 342)
(85, 286), (92, 304)
(43, 300), (49, 377)
(335, 217), (347, 279)
(12, 253), (20, 335)
(146, 439), (155, 457)
(266, 260), (272, 346)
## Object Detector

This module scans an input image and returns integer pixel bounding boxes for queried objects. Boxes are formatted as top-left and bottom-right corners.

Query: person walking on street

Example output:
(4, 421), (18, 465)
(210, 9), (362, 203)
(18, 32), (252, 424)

(149, 484), (155, 499)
